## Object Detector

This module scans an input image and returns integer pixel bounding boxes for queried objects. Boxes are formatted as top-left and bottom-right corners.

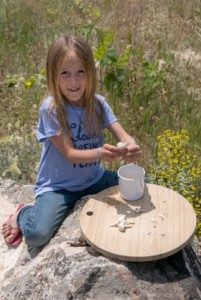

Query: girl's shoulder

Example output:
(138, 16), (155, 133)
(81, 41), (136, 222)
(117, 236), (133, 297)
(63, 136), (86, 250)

(95, 94), (113, 109)
(95, 94), (106, 103)
(39, 96), (54, 112)
(95, 94), (109, 109)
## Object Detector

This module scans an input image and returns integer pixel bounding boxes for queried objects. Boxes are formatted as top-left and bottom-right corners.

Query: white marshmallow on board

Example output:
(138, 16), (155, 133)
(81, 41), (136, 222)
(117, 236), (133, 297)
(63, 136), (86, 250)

(110, 214), (134, 232)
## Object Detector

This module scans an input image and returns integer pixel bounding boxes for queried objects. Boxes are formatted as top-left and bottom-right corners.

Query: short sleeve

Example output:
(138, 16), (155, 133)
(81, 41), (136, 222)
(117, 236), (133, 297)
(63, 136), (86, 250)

(36, 99), (60, 143)
(96, 94), (118, 128)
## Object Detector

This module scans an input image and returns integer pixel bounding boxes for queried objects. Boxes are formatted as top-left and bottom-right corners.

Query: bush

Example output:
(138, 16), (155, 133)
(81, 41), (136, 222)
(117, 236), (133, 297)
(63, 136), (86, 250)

(148, 129), (201, 237)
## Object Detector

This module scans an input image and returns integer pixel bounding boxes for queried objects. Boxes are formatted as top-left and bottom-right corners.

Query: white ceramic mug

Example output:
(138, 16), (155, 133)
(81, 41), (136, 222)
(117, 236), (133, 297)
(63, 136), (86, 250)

(117, 163), (145, 201)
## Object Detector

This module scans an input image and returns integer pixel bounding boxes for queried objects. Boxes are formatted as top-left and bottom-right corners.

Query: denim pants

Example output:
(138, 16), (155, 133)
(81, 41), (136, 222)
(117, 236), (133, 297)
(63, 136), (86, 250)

(17, 170), (118, 247)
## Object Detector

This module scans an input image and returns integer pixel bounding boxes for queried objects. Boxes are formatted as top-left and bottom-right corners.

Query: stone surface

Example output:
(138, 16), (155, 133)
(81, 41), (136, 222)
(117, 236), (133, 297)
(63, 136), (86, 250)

(0, 178), (200, 300)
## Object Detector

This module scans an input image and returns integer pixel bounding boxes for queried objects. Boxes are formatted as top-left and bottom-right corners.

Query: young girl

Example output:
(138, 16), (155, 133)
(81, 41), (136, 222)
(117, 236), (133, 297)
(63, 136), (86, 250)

(2, 35), (142, 250)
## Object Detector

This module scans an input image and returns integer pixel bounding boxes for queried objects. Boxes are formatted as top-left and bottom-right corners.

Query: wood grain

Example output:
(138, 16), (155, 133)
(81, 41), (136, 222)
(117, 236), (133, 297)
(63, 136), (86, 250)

(80, 184), (197, 261)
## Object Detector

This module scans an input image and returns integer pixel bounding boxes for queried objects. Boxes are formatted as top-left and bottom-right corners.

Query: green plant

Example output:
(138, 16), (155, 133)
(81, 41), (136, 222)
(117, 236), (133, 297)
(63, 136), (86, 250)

(0, 131), (41, 183)
(4, 70), (46, 89)
(148, 130), (201, 236)
(93, 30), (132, 97)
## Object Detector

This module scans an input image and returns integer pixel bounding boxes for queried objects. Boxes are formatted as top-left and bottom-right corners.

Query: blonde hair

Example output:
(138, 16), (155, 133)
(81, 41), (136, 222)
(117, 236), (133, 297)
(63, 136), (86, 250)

(44, 34), (103, 135)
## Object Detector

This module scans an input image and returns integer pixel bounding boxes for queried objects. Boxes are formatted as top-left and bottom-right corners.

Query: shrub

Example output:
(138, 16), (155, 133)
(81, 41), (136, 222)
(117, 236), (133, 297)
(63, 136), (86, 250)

(148, 129), (201, 237)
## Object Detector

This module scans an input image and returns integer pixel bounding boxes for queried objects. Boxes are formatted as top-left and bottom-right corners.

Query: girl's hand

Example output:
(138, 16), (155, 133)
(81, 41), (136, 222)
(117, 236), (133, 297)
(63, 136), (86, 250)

(121, 143), (142, 162)
(101, 144), (122, 162)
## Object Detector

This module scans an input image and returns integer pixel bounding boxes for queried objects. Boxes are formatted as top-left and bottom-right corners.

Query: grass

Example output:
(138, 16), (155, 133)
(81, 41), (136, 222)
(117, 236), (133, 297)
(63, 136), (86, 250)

(0, 0), (201, 234)
(1, 0), (201, 171)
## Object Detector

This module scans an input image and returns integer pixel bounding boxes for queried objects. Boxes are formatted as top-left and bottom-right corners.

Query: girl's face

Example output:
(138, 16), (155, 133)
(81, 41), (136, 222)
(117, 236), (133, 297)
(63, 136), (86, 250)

(58, 52), (87, 106)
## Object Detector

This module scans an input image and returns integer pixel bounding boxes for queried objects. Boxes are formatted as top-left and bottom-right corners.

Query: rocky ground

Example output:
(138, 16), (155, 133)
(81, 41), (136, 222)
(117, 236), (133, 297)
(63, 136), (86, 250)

(0, 178), (201, 300)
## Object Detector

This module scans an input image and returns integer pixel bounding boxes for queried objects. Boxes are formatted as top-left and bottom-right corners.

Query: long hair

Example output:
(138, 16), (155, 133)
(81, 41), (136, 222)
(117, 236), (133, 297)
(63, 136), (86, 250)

(44, 34), (103, 135)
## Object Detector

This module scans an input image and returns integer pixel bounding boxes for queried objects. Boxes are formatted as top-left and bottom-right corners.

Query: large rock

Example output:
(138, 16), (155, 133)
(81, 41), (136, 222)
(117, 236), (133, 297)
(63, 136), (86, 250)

(0, 179), (200, 300)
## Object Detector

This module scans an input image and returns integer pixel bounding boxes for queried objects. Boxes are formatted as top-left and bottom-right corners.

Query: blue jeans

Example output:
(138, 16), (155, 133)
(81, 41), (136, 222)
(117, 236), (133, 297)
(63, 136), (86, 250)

(17, 170), (118, 247)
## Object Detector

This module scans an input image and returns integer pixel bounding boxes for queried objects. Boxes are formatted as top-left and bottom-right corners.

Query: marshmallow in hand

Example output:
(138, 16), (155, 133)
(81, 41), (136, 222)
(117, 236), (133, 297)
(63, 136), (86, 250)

(117, 142), (127, 148)
(117, 141), (136, 148)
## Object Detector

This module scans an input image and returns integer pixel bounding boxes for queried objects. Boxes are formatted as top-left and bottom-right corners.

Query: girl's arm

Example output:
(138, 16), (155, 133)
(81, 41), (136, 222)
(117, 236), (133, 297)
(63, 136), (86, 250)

(108, 121), (142, 162)
(50, 133), (120, 163)
(108, 121), (136, 143)
(50, 121), (142, 163)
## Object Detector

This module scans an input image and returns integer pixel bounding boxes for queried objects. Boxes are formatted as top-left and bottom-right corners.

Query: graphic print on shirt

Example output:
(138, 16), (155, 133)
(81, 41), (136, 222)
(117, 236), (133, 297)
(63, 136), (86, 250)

(70, 122), (100, 169)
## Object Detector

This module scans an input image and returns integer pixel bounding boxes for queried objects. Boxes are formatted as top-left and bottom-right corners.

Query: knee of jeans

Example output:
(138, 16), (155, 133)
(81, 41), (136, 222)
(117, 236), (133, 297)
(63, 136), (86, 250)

(24, 227), (53, 247)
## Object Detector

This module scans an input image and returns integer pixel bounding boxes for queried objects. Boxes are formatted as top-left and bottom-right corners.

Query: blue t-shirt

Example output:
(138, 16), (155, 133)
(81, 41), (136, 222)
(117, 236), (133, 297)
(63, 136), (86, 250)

(34, 94), (117, 196)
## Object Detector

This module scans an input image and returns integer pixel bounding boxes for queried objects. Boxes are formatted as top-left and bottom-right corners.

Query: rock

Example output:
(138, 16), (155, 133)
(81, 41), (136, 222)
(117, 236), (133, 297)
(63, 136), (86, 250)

(0, 178), (200, 300)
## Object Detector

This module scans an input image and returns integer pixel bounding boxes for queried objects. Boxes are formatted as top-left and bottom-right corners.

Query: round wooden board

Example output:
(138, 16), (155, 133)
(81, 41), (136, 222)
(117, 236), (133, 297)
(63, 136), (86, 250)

(80, 184), (197, 261)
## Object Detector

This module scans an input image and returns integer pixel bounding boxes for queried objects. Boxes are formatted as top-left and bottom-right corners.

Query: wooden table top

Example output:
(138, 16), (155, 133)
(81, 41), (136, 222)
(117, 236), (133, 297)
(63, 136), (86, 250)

(80, 184), (197, 262)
